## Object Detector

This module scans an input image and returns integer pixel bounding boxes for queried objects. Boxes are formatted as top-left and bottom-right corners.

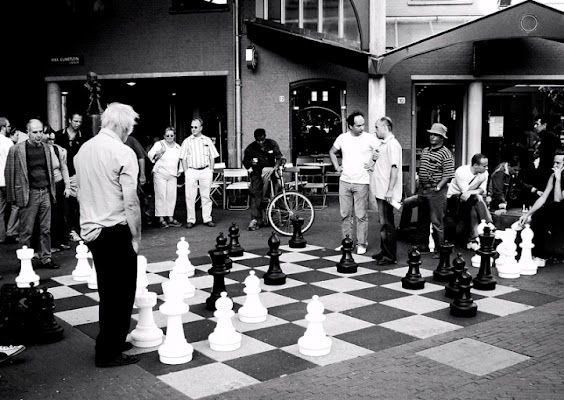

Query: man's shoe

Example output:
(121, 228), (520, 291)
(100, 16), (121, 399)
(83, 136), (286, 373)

(41, 260), (60, 270)
(372, 253), (384, 261)
(377, 257), (397, 266)
(185, 222), (194, 229)
(357, 245), (367, 255)
(95, 353), (139, 368)
(0, 345), (25, 363)
(122, 342), (134, 352)
(248, 219), (259, 231)
(204, 221), (215, 227)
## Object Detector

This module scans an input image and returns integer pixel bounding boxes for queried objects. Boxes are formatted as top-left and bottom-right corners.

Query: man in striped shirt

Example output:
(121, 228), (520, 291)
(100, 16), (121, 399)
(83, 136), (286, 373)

(416, 123), (455, 254)
(179, 118), (219, 228)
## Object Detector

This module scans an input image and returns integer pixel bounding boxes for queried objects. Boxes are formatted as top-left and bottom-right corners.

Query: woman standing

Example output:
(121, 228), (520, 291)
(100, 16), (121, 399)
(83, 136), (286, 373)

(148, 127), (182, 228)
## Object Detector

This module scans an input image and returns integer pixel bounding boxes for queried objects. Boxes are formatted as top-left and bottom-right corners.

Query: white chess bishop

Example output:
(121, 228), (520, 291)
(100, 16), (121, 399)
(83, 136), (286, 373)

(209, 292), (242, 352)
(238, 271), (268, 323)
(298, 295), (332, 356)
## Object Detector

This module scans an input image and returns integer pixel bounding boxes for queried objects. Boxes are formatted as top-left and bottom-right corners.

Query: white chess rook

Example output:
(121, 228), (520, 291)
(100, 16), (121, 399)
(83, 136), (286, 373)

(169, 237), (195, 298)
(518, 224), (537, 276)
(496, 229), (520, 279)
(131, 291), (163, 348)
(72, 241), (93, 282)
(298, 295), (332, 356)
(209, 292), (242, 351)
(15, 245), (40, 288)
(86, 252), (98, 290)
(158, 280), (193, 364)
(238, 271), (268, 323)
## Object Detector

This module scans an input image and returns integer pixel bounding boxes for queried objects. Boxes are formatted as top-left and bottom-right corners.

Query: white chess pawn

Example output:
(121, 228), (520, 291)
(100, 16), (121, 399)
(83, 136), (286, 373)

(72, 241), (92, 282)
(131, 290), (163, 348)
(428, 223), (435, 253)
(496, 229), (520, 279)
(158, 279), (193, 364)
(86, 252), (98, 290)
(136, 255), (149, 296)
(15, 245), (40, 288)
(518, 224), (537, 276)
(298, 295), (332, 356)
(209, 292), (242, 351)
(238, 271), (268, 323)
(169, 237), (195, 298)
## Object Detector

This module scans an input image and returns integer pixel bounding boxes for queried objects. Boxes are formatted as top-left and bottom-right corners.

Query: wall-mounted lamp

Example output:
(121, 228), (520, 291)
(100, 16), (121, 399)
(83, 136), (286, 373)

(246, 46), (257, 71)
(61, 91), (69, 95)
(126, 82), (136, 86)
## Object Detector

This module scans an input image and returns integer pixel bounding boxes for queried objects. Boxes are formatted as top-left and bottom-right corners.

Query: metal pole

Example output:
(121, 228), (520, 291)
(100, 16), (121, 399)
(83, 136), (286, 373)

(234, 0), (242, 168)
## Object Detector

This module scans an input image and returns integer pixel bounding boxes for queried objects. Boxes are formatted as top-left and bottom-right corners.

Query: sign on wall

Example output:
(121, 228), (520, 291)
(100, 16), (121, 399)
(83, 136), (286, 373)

(489, 116), (504, 137)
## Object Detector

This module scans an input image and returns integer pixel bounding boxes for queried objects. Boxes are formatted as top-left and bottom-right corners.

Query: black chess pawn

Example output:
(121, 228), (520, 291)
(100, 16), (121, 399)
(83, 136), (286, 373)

(432, 242), (455, 282)
(449, 269), (478, 317)
(228, 222), (244, 257)
(289, 217), (307, 249)
(37, 287), (64, 343)
(336, 235), (358, 274)
(474, 226), (497, 291)
(401, 246), (425, 290)
(264, 232), (287, 285)
(206, 247), (231, 310)
(215, 232), (233, 271)
(445, 253), (465, 298)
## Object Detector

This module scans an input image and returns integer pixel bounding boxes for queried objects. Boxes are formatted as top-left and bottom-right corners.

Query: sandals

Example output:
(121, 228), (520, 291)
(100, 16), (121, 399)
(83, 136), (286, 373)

(167, 219), (181, 227)
(159, 220), (169, 228)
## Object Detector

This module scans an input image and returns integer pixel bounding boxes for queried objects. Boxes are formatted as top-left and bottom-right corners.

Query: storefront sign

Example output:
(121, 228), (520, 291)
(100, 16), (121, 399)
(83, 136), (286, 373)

(489, 116), (504, 137)
(49, 56), (84, 66)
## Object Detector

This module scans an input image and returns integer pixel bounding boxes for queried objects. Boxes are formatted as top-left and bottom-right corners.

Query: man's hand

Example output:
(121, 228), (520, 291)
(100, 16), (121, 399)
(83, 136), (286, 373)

(139, 175), (147, 186)
(499, 203), (507, 210)
(132, 239), (140, 254)
(371, 149), (379, 162)
(64, 188), (72, 198)
(460, 192), (471, 202)
(553, 164), (563, 180)
(385, 190), (393, 204)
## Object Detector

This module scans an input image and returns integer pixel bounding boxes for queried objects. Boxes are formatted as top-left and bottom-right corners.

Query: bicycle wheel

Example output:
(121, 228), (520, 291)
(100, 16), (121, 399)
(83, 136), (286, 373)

(267, 192), (315, 236)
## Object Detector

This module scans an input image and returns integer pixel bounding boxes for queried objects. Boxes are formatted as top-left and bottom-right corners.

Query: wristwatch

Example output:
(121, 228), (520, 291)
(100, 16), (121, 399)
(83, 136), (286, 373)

(435, 186), (441, 192)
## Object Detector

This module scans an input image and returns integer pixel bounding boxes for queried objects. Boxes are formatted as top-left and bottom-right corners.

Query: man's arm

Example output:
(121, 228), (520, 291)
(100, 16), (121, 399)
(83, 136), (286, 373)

(554, 165), (563, 202)
(120, 154), (142, 253)
(386, 166), (399, 202)
(519, 175), (553, 225)
(329, 146), (342, 172)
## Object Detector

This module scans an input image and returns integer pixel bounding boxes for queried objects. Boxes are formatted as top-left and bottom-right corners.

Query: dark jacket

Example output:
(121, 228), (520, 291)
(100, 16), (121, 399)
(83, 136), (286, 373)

(488, 162), (533, 209)
(242, 138), (283, 176)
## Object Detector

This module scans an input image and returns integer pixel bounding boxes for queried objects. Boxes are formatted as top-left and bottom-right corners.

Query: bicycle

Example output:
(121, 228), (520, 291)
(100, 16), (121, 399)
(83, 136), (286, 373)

(263, 163), (315, 236)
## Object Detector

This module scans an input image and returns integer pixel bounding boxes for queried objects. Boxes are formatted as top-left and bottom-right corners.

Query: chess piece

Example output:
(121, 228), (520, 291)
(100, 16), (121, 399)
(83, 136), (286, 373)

(86, 252), (98, 290)
(216, 232), (233, 271)
(518, 224), (537, 276)
(130, 290), (163, 348)
(136, 255), (149, 295)
(228, 223), (245, 257)
(289, 217), (307, 249)
(169, 238), (195, 298)
(206, 247), (231, 310)
(158, 279), (193, 364)
(473, 226), (497, 290)
(37, 287), (64, 343)
(208, 292), (242, 351)
(238, 270), (268, 323)
(336, 235), (358, 274)
(15, 246), (40, 288)
(496, 229), (520, 279)
(264, 232), (287, 285)
(432, 242), (454, 282)
(471, 219), (489, 268)
(428, 223), (435, 253)
(298, 295), (332, 356)
(445, 253), (465, 298)
(72, 241), (92, 282)
(401, 246), (425, 290)
(449, 269), (478, 317)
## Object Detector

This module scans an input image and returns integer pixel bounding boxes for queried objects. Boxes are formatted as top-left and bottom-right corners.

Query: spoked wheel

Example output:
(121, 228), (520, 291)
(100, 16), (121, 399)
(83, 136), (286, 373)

(267, 192), (315, 236)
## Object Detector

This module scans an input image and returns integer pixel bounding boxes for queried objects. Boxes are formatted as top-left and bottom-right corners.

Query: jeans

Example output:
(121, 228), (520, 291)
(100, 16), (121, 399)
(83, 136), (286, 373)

(399, 194), (419, 229)
(19, 188), (52, 263)
(376, 198), (397, 260)
(339, 181), (369, 246)
(185, 167), (213, 223)
(249, 167), (277, 222)
(89, 224), (137, 361)
(51, 180), (69, 248)
(456, 194), (493, 240)
(416, 187), (447, 248)
(0, 186), (6, 241)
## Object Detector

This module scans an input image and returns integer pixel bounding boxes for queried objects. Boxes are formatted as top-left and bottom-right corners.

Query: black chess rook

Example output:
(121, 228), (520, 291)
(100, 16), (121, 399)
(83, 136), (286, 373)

(432, 242), (455, 282)
(445, 253), (465, 298)
(473, 226), (497, 291)
(289, 217), (307, 249)
(336, 235), (358, 274)
(264, 232), (287, 285)
(228, 222), (245, 257)
(401, 246), (425, 290)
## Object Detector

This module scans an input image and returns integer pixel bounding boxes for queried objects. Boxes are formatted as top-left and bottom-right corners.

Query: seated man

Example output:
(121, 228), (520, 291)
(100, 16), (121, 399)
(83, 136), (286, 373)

(518, 149), (564, 261)
(489, 154), (543, 213)
(447, 153), (494, 249)
(242, 128), (285, 231)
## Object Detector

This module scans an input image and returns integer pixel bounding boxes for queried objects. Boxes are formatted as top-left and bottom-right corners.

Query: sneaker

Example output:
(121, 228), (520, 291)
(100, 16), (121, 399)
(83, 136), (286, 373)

(533, 257), (546, 267)
(95, 353), (139, 368)
(248, 219), (259, 231)
(69, 230), (81, 242)
(0, 345), (25, 363)
(185, 222), (194, 229)
(357, 245), (367, 255)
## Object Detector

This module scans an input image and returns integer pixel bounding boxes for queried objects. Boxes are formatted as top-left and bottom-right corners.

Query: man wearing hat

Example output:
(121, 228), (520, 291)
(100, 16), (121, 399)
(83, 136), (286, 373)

(415, 123), (455, 254)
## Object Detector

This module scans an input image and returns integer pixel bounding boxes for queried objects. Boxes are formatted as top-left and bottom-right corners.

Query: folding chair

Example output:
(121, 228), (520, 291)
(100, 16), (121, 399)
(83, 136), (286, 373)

(195, 162), (225, 207)
(223, 168), (250, 210)
(300, 166), (328, 210)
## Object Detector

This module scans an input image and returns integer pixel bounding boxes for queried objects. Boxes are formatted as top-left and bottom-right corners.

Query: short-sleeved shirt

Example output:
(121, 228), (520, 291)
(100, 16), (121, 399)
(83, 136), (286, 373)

(447, 165), (488, 198)
(371, 135), (403, 202)
(418, 145), (455, 187)
(179, 134), (219, 169)
(74, 128), (139, 242)
(332, 131), (379, 185)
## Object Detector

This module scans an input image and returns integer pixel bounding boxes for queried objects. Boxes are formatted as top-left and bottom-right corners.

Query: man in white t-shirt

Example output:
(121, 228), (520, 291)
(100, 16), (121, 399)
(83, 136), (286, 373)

(447, 153), (494, 248)
(329, 111), (379, 255)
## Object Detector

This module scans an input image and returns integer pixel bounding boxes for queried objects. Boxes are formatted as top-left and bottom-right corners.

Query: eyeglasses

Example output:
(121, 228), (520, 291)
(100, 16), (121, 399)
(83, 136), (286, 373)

(31, 130), (43, 133)
(190, 126), (198, 129)
(165, 135), (174, 138)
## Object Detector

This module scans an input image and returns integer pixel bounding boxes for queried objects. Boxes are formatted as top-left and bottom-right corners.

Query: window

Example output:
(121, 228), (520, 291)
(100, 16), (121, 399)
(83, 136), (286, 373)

(170, 0), (229, 14)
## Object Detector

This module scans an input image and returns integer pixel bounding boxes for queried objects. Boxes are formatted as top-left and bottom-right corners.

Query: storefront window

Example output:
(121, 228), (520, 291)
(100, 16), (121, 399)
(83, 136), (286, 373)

(303, 0), (319, 32)
(285, 0), (300, 29)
